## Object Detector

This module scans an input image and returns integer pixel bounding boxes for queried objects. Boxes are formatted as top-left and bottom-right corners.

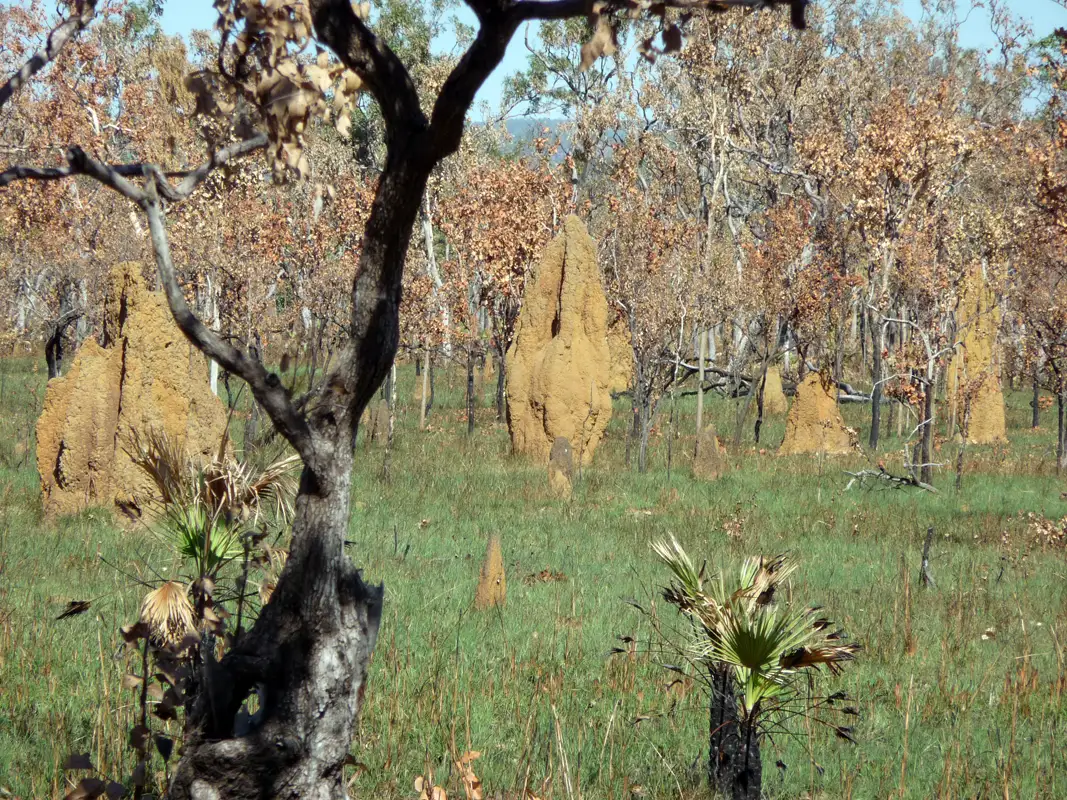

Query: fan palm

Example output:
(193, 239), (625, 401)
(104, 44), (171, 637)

(652, 536), (860, 800)
(128, 429), (298, 575)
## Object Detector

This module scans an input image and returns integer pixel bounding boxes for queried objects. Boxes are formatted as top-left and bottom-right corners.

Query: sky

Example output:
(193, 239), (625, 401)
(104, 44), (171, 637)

(159, 0), (1067, 112)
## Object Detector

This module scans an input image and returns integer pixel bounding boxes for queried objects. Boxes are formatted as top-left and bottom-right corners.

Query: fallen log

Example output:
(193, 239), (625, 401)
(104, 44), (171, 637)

(843, 466), (938, 493)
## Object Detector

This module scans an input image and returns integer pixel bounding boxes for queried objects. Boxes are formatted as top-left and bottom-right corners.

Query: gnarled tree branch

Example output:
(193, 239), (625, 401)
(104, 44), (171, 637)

(309, 0), (427, 142)
(0, 0), (98, 111)
(141, 177), (319, 470)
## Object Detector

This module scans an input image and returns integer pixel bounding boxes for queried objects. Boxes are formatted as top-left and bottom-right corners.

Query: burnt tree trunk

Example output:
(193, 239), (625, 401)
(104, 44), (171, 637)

(44, 308), (82, 379)
(466, 344), (476, 437)
(494, 345), (506, 422)
(708, 666), (761, 800)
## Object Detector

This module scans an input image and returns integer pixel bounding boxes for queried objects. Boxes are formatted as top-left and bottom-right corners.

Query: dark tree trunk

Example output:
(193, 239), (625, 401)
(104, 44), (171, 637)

(466, 345), (476, 437)
(45, 330), (63, 379)
(833, 320), (845, 386)
(169, 461), (383, 800)
(1032, 372), (1041, 429)
(708, 667), (761, 800)
(869, 310), (883, 450)
(44, 308), (82, 379)
(494, 346), (506, 422)
(754, 366), (766, 444)
(638, 394), (652, 473)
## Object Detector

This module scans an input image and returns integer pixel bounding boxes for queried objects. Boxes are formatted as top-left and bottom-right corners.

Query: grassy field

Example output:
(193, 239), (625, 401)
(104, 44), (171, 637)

(2, 355), (1067, 798)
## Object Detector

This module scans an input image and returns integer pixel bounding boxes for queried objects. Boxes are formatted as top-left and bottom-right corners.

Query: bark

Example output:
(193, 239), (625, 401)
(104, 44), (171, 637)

(1054, 384), (1064, 468)
(955, 399), (971, 493)
(919, 374), (935, 486)
(466, 345), (476, 437)
(638, 395), (652, 474)
(708, 667), (761, 800)
(754, 365), (766, 445)
(168, 465), (383, 800)
(1032, 372), (1041, 429)
(44, 308), (82, 379)
(695, 328), (706, 456)
(494, 346), (506, 422)
(869, 309), (883, 450)
(419, 344), (430, 430)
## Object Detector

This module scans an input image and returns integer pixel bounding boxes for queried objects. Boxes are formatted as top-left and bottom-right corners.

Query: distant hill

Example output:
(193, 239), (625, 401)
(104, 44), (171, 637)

(501, 118), (571, 161)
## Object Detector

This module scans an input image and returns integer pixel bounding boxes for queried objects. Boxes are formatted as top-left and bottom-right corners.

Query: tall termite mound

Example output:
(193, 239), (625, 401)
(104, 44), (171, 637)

(37, 263), (229, 515)
(949, 268), (1006, 444)
(762, 365), (789, 416)
(778, 373), (855, 455)
(506, 216), (612, 464)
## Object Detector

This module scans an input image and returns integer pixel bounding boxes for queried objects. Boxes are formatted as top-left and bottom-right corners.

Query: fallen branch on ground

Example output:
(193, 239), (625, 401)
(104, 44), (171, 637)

(843, 466), (938, 493)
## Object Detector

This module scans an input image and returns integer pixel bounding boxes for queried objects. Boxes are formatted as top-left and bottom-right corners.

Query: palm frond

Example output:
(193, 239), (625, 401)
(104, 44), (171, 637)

(140, 581), (195, 645)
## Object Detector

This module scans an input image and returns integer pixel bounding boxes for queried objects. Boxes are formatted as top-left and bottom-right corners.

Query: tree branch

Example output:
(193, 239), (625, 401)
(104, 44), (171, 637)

(0, 0), (98, 111)
(513, 0), (807, 24)
(141, 177), (318, 469)
(308, 0), (426, 142)
(428, 12), (519, 161)
(0, 135), (268, 193)
(1, 135), (317, 469)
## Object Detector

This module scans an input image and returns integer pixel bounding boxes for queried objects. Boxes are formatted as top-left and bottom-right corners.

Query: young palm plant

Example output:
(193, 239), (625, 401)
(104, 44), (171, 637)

(652, 536), (860, 800)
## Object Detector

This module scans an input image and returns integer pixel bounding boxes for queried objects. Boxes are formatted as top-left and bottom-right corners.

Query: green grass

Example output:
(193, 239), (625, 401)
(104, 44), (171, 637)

(2, 356), (1067, 798)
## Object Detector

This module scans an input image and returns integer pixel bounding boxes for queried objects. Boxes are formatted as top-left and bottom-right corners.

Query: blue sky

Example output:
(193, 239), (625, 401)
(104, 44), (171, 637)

(160, 0), (1067, 111)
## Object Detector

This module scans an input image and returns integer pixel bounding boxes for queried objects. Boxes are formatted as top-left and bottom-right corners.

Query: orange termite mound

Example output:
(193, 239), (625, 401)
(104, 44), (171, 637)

(762, 365), (789, 416)
(948, 268), (1006, 444)
(778, 373), (855, 455)
(693, 424), (727, 480)
(36, 263), (228, 515)
(474, 534), (506, 610)
(506, 216), (612, 464)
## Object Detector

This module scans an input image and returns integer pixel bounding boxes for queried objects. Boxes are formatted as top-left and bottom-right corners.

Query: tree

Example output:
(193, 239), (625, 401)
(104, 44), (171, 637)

(1, 0), (808, 795)
(652, 536), (859, 800)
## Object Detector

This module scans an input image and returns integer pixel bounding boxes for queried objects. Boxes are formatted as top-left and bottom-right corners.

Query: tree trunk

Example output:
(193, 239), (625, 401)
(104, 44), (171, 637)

(167, 111), (431, 796)
(920, 374), (935, 486)
(695, 328), (706, 456)
(636, 374), (653, 473)
(420, 344), (430, 430)
(382, 362), (397, 481)
(494, 342), (506, 422)
(44, 308), (82, 379)
(754, 365), (767, 445)
(869, 309), (883, 450)
(1032, 372), (1041, 429)
(168, 461), (383, 800)
(1059, 390), (1067, 473)
(956, 398), (971, 493)
(45, 328), (64, 379)
(708, 667), (761, 800)
(466, 345), (476, 437)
